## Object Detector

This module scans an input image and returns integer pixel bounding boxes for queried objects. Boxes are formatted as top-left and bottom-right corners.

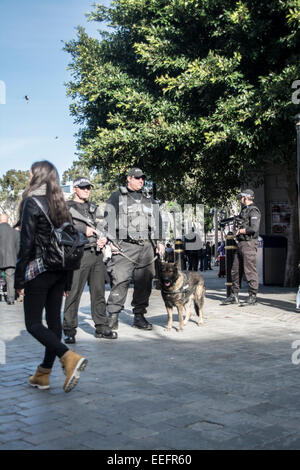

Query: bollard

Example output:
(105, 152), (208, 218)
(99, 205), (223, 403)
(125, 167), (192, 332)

(225, 232), (237, 297)
(174, 238), (185, 271)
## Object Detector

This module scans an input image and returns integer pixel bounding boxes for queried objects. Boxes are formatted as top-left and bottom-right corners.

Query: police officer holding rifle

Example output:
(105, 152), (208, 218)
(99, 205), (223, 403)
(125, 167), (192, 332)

(63, 177), (117, 343)
(104, 168), (164, 332)
(222, 189), (261, 306)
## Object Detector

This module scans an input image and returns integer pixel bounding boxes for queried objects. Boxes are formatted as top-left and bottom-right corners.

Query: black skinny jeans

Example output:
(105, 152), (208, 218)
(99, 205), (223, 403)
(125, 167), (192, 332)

(24, 271), (69, 369)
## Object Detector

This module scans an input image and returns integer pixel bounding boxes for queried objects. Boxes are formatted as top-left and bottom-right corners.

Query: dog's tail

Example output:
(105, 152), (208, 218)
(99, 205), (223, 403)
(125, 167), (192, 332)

(194, 286), (205, 316)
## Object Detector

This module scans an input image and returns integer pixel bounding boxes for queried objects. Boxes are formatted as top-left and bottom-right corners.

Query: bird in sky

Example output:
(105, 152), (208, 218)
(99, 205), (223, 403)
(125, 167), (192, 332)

(24, 95), (29, 103)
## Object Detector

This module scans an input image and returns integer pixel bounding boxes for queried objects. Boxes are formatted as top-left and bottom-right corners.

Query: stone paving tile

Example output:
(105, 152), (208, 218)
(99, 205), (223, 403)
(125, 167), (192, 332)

(58, 431), (133, 450)
(0, 414), (20, 425)
(0, 405), (22, 416)
(261, 435), (300, 450)
(18, 418), (68, 434)
(0, 440), (36, 450)
(0, 420), (26, 433)
(217, 424), (295, 450)
(22, 427), (74, 446)
(0, 431), (31, 443)
(153, 428), (217, 450)
(33, 432), (102, 450)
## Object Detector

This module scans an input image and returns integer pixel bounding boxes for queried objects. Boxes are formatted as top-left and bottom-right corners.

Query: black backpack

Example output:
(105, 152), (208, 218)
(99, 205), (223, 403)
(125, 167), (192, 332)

(33, 197), (88, 271)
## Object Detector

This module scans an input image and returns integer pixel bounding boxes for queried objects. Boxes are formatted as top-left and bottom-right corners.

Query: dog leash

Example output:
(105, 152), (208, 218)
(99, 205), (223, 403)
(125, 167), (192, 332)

(114, 249), (158, 268)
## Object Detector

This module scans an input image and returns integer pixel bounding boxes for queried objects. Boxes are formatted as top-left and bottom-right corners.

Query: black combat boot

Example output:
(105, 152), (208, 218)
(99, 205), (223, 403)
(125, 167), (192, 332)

(95, 325), (118, 339)
(64, 334), (76, 344)
(241, 293), (257, 306)
(221, 293), (239, 305)
(133, 313), (152, 330)
(108, 313), (119, 330)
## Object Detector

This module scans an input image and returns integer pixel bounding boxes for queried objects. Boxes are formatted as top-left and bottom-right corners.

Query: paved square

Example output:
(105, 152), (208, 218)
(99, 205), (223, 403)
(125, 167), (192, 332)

(1, 269), (300, 450)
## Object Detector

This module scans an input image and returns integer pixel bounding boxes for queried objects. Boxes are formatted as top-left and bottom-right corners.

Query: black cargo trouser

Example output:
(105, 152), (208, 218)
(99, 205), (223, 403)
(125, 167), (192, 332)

(231, 239), (259, 294)
(186, 251), (199, 271)
(106, 240), (155, 316)
(63, 249), (108, 336)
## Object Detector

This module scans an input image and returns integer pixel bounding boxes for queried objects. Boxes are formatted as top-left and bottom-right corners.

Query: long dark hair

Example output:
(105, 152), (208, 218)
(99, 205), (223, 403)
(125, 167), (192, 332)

(18, 160), (72, 227)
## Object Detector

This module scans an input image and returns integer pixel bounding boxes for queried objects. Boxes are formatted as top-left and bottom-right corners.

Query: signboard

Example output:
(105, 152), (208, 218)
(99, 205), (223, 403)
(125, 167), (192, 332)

(271, 202), (291, 234)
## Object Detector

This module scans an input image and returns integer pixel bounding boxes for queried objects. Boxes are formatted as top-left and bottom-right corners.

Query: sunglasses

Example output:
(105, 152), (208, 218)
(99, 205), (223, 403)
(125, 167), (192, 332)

(77, 185), (91, 190)
(132, 176), (145, 180)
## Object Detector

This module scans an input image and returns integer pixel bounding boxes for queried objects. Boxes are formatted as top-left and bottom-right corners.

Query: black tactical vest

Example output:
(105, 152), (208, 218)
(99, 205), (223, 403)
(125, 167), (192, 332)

(118, 187), (156, 241)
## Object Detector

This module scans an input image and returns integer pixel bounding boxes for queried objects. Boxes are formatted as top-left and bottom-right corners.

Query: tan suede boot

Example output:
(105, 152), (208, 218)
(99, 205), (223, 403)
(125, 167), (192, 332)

(29, 366), (51, 390)
(60, 350), (88, 393)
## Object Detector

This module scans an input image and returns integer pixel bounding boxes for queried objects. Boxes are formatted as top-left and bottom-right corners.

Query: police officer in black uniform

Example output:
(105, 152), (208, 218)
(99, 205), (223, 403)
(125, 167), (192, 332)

(104, 168), (163, 331)
(223, 189), (261, 306)
(63, 177), (117, 343)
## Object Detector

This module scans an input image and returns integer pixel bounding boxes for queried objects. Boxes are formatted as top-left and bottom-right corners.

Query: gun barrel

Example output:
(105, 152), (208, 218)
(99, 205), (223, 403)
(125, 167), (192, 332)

(220, 216), (235, 226)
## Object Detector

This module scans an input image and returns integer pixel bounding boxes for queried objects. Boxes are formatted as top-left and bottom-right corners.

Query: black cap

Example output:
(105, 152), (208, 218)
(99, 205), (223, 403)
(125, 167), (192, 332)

(128, 168), (145, 178)
(240, 189), (254, 199)
(73, 176), (93, 188)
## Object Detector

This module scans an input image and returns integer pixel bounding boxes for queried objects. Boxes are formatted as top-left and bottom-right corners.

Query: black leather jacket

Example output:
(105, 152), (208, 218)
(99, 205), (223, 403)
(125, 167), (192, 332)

(14, 196), (72, 290)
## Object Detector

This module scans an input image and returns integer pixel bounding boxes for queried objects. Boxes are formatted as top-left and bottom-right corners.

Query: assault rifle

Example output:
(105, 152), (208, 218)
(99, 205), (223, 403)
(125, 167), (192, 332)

(69, 206), (159, 266)
(219, 215), (244, 234)
(68, 206), (124, 254)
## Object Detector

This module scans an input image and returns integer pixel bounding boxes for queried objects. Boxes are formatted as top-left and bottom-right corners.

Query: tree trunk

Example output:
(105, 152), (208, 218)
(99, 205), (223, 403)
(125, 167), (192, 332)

(283, 168), (299, 287)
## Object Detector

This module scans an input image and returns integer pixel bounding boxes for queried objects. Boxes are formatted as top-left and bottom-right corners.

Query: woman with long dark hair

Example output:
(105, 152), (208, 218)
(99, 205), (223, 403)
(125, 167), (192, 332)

(15, 160), (87, 393)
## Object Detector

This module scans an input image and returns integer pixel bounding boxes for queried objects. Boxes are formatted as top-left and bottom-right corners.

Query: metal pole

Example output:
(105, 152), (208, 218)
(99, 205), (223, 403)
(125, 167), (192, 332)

(174, 238), (185, 271)
(214, 208), (218, 261)
(225, 231), (237, 297)
(296, 115), (300, 237)
(295, 115), (300, 310)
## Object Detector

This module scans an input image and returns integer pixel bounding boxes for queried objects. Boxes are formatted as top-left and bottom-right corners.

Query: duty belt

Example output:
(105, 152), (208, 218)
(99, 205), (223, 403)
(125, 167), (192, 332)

(124, 238), (147, 245)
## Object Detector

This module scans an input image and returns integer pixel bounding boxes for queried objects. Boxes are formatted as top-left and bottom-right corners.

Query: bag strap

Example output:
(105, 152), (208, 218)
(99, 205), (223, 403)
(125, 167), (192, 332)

(32, 197), (55, 229)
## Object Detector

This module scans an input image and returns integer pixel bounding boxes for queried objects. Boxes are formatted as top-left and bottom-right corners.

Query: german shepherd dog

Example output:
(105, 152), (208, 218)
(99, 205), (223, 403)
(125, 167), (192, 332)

(159, 262), (205, 331)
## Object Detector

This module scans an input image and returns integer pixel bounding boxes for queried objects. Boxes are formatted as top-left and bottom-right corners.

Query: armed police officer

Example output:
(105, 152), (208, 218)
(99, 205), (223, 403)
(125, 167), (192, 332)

(63, 177), (117, 343)
(104, 168), (163, 331)
(223, 189), (261, 306)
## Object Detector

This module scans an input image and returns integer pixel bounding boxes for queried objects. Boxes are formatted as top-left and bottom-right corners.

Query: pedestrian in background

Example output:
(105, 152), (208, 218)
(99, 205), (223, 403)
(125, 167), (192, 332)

(217, 241), (226, 278)
(164, 243), (174, 262)
(206, 242), (212, 270)
(184, 227), (201, 271)
(0, 213), (19, 304)
(201, 243), (207, 271)
(15, 160), (87, 393)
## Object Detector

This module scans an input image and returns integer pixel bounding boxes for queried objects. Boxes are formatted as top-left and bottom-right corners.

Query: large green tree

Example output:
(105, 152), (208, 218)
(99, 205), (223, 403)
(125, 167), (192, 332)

(65, 0), (300, 284)
(0, 169), (30, 201)
(0, 169), (30, 225)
